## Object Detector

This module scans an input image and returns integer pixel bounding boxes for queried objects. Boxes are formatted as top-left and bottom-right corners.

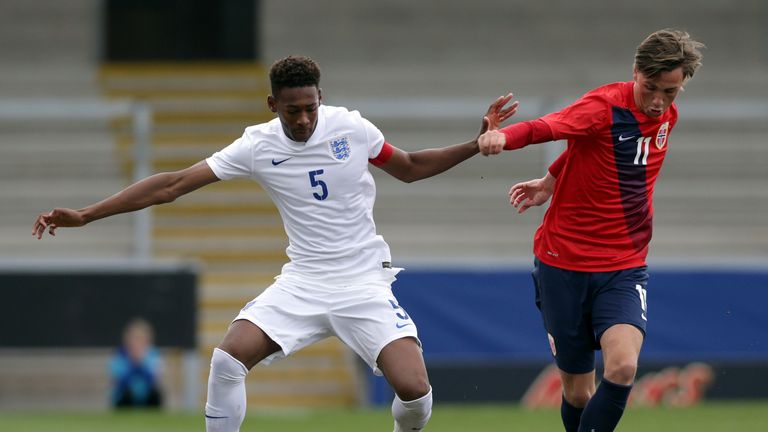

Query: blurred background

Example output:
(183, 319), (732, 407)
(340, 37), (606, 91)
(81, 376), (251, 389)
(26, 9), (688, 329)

(0, 0), (766, 416)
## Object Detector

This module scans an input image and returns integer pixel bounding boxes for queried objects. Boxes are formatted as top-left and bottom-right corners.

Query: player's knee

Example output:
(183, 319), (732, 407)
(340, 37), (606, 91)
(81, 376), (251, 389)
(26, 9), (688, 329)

(395, 376), (431, 402)
(208, 348), (248, 387)
(215, 343), (248, 367)
(563, 387), (592, 407)
(604, 359), (638, 385)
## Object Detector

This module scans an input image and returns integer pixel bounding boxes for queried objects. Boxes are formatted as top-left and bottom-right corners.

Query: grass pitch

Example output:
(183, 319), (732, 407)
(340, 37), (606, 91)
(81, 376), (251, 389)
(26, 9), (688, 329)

(1, 401), (767, 431)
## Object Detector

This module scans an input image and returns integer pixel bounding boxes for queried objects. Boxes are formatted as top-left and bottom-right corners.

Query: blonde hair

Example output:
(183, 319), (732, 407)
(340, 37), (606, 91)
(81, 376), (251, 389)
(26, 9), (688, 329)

(635, 29), (705, 79)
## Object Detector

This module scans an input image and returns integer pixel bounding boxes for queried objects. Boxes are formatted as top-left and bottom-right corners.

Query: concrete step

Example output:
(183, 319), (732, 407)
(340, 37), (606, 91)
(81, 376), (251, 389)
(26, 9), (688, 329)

(0, 348), (194, 410)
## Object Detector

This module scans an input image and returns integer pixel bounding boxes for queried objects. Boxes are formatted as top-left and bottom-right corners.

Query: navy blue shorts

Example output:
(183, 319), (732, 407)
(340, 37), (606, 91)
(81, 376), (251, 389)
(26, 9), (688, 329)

(532, 258), (648, 374)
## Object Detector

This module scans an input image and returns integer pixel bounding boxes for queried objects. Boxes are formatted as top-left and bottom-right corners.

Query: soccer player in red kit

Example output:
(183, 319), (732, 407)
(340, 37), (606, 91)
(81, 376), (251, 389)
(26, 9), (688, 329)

(478, 29), (704, 431)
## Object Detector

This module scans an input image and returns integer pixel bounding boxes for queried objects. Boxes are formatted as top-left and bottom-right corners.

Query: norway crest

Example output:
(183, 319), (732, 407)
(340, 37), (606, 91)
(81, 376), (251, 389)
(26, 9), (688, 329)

(329, 136), (350, 161)
(656, 121), (669, 149)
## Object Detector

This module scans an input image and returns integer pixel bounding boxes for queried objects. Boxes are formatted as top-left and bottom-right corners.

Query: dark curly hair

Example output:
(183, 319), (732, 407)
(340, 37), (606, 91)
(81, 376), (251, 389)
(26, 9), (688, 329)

(269, 55), (321, 97)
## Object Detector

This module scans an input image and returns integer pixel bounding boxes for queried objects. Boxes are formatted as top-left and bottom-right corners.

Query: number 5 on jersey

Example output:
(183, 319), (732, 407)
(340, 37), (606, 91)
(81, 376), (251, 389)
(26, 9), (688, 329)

(308, 169), (328, 200)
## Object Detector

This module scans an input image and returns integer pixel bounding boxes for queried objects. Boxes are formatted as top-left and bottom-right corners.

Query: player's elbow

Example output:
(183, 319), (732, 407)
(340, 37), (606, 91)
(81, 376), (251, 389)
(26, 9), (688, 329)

(155, 174), (186, 204)
(385, 167), (419, 183)
(401, 167), (446, 183)
(397, 165), (433, 183)
(155, 188), (179, 205)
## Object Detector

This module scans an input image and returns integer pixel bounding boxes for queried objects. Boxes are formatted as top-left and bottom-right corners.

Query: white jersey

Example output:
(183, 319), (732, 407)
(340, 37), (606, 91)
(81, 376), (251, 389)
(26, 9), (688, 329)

(206, 105), (392, 283)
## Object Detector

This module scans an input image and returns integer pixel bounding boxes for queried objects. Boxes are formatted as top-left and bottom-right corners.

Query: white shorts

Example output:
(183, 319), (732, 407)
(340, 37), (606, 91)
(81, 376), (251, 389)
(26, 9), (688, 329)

(233, 270), (420, 376)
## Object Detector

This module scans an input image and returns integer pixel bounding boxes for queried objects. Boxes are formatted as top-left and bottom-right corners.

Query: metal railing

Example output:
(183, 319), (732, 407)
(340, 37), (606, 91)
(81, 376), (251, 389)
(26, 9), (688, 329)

(0, 98), (154, 261)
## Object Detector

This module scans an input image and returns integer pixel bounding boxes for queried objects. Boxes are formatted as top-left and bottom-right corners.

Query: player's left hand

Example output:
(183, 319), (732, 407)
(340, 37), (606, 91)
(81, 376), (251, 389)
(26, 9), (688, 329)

(478, 93), (519, 136)
(508, 175), (555, 213)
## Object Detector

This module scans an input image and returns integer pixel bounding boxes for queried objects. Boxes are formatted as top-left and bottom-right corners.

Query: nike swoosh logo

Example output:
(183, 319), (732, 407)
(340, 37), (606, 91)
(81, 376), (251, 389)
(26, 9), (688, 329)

(271, 157), (292, 166)
(396, 322), (413, 329)
(618, 135), (636, 142)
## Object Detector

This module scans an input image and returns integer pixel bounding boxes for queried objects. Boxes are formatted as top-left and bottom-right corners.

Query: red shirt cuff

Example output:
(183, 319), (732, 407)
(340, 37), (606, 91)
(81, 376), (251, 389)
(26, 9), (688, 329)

(501, 119), (555, 150)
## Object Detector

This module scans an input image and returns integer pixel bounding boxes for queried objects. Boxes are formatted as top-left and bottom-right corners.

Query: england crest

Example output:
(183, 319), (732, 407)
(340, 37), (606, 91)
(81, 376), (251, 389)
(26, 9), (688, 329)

(329, 136), (350, 161)
(656, 122), (669, 149)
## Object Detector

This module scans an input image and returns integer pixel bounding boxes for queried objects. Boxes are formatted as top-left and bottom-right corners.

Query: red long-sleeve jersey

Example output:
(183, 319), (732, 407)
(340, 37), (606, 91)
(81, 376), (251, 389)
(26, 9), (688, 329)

(505, 81), (677, 271)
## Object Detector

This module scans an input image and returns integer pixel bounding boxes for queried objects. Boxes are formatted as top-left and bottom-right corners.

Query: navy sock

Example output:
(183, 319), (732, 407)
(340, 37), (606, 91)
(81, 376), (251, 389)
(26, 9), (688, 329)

(561, 395), (584, 432)
(578, 379), (632, 432)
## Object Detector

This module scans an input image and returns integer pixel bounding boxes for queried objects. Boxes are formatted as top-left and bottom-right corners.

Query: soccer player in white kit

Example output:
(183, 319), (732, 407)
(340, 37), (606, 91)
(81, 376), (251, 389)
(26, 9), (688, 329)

(33, 56), (518, 431)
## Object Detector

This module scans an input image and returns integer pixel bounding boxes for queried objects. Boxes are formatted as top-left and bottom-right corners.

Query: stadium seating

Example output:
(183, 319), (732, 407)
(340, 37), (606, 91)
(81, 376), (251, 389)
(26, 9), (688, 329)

(1, 0), (766, 411)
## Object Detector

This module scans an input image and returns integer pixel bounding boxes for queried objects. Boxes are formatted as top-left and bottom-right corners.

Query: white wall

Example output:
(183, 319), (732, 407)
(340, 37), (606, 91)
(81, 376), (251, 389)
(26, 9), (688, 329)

(261, 0), (768, 100)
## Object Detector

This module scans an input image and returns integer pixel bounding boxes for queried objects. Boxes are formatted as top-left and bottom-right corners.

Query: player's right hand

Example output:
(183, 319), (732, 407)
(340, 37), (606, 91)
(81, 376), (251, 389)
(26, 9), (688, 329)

(32, 208), (85, 239)
(478, 130), (506, 156)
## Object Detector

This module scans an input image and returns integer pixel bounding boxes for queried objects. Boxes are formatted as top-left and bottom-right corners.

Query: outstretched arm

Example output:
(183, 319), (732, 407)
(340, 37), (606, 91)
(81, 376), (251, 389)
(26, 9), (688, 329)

(376, 94), (519, 183)
(478, 118), (555, 156)
(33, 161), (219, 238)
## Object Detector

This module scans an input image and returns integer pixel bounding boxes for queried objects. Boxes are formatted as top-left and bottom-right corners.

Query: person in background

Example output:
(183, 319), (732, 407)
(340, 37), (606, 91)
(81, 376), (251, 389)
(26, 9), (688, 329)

(110, 317), (163, 408)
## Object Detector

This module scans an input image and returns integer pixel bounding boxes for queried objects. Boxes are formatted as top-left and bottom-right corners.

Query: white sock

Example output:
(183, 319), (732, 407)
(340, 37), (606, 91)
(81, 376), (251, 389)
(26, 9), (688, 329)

(205, 348), (248, 432)
(392, 386), (433, 432)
